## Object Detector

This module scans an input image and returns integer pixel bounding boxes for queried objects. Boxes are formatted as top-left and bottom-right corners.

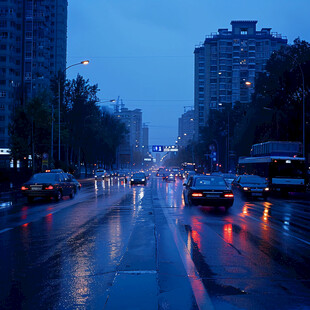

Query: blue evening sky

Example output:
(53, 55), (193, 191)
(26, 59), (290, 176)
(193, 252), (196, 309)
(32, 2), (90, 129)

(67, 0), (310, 146)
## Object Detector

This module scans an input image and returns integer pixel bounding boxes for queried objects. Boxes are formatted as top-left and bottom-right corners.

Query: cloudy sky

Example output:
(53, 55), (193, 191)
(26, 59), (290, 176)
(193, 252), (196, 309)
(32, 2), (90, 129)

(67, 0), (310, 146)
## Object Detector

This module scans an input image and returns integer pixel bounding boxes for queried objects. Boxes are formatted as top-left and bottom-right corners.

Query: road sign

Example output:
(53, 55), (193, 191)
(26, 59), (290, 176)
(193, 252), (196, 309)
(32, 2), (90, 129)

(152, 145), (164, 152)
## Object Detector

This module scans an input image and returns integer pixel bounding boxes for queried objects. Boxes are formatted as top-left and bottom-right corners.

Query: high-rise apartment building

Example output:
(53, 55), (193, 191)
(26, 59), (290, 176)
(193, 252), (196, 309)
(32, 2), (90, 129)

(115, 108), (143, 168)
(142, 123), (149, 154)
(194, 21), (287, 140)
(0, 0), (68, 147)
(178, 109), (194, 148)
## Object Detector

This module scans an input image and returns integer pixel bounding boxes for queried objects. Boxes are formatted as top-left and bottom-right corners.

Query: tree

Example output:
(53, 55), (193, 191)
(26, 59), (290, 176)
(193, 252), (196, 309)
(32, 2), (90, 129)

(232, 39), (310, 158)
(63, 74), (127, 172)
(9, 90), (52, 172)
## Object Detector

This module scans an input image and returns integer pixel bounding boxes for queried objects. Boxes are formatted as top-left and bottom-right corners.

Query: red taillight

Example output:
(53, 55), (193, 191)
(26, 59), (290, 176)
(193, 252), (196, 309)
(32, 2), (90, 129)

(46, 185), (54, 190)
(21, 186), (28, 191)
(224, 193), (234, 198)
(192, 193), (203, 197)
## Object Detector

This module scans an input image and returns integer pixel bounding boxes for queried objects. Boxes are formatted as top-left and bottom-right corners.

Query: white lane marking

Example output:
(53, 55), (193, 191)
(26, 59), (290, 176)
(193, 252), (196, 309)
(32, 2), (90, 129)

(0, 227), (13, 234)
(158, 194), (214, 310)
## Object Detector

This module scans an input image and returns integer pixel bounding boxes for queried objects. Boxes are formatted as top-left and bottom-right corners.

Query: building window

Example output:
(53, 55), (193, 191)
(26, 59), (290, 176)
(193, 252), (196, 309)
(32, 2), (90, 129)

(241, 29), (248, 35)
(0, 92), (6, 98)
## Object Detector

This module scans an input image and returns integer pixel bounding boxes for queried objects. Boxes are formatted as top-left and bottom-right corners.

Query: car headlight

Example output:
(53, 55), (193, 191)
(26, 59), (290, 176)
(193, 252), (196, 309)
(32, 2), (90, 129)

(264, 187), (269, 191)
(243, 187), (249, 191)
(131, 179), (134, 181)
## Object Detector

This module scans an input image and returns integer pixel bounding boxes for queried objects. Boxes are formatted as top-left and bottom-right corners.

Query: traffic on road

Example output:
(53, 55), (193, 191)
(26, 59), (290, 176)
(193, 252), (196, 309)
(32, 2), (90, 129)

(1, 168), (310, 309)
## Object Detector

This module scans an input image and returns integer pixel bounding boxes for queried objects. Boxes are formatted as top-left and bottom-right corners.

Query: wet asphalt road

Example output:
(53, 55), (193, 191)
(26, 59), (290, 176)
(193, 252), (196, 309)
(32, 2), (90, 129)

(0, 176), (310, 310)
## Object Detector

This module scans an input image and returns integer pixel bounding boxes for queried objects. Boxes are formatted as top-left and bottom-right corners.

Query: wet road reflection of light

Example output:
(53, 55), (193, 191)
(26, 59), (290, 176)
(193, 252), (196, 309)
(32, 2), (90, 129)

(262, 202), (272, 223)
(283, 216), (291, 231)
(94, 180), (98, 194)
(223, 223), (233, 244)
(21, 206), (28, 220)
(45, 213), (53, 232)
(21, 222), (30, 250)
(133, 188), (136, 210)
(0, 201), (12, 210)
(108, 209), (122, 261)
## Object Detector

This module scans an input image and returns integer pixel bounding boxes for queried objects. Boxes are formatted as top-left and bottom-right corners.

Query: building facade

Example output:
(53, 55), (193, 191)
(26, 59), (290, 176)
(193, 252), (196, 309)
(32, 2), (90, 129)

(0, 0), (68, 147)
(142, 123), (149, 154)
(178, 109), (194, 148)
(115, 108), (143, 168)
(194, 21), (287, 140)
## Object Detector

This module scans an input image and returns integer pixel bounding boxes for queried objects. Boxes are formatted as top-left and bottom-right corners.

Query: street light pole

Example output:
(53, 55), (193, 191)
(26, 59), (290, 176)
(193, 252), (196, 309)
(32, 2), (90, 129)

(58, 60), (89, 162)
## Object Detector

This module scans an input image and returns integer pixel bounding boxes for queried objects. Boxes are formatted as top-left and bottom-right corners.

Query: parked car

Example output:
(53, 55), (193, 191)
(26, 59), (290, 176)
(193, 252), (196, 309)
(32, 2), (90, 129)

(183, 175), (234, 210)
(130, 173), (147, 185)
(232, 175), (269, 200)
(66, 173), (81, 193)
(21, 172), (75, 202)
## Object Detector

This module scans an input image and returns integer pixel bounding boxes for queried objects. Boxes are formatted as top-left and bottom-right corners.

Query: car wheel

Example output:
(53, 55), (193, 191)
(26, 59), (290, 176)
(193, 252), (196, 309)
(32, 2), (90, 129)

(224, 206), (231, 212)
(70, 190), (75, 199)
(55, 190), (62, 201)
(27, 196), (34, 203)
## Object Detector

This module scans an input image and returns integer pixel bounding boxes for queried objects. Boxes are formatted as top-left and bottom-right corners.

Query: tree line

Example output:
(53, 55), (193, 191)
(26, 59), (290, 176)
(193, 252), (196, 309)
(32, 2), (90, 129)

(9, 74), (127, 175)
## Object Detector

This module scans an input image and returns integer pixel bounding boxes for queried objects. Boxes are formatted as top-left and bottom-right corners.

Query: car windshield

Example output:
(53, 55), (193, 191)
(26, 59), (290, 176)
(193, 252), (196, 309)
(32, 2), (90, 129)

(29, 173), (58, 182)
(240, 175), (266, 184)
(194, 177), (226, 187)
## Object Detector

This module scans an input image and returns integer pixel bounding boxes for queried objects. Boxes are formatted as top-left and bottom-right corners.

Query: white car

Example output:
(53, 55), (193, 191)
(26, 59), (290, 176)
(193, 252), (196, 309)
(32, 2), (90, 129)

(94, 169), (106, 180)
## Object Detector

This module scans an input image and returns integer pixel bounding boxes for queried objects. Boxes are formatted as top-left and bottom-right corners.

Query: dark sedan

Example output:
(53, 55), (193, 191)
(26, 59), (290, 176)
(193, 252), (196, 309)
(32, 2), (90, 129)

(232, 175), (269, 200)
(66, 173), (81, 193)
(130, 173), (147, 185)
(183, 175), (234, 210)
(21, 172), (75, 202)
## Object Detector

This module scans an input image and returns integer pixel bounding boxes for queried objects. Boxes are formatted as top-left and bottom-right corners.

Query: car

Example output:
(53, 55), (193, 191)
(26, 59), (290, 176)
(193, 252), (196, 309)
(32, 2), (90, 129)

(183, 175), (234, 210)
(164, 173), (175, 182)
(232, 175), (269, 200)
(21, 172), (75, 202)
(66, 173), (81, 193)
(94, 169), (106, 180)
(156, 168), (165, 177)
(130, 172), (147, 185)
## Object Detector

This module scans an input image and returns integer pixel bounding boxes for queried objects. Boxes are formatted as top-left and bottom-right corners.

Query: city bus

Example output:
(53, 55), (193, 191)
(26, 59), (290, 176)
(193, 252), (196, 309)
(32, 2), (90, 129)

(238, 156), (306, 193)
